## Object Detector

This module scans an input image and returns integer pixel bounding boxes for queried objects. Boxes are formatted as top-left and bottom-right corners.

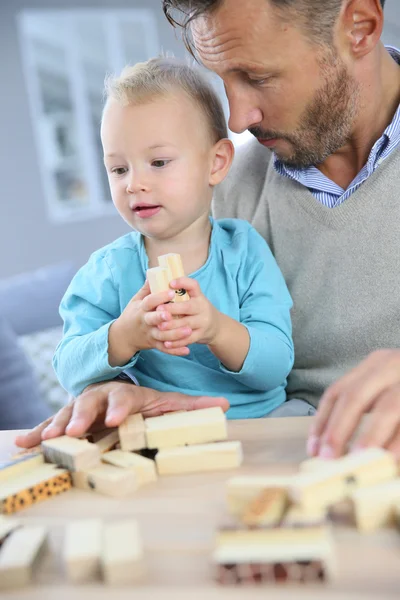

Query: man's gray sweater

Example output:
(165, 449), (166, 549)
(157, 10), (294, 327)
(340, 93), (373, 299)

(213, 139), (400, 407)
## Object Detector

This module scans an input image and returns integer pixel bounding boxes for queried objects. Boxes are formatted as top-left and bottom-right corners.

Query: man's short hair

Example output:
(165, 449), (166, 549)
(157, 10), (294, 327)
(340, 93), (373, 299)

(104, 57), (228, 142)
(163, 0), (386, 56)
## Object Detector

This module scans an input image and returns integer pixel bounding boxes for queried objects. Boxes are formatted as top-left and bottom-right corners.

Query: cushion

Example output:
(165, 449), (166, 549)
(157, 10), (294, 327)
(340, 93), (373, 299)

(0, 317), (51, 429)
(0, 261), (76, 336)
(18, 326), (69, 412)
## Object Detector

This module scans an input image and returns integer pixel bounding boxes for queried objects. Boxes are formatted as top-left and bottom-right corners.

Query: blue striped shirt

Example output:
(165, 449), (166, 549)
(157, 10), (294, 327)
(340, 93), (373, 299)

(274, 46), (400, 208)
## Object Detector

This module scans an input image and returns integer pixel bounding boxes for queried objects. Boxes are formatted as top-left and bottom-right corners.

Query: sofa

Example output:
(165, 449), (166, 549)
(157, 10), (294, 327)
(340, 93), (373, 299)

(0, 261), (76, 429)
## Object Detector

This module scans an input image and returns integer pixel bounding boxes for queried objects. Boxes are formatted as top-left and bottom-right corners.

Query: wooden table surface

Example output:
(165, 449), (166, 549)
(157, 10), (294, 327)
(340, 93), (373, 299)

(1, 417), (399, 599)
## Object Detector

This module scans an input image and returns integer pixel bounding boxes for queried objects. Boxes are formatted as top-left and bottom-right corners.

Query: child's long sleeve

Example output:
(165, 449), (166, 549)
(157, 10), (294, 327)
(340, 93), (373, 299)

(218, 226), (294, 391)
(53, 252), (139, 397)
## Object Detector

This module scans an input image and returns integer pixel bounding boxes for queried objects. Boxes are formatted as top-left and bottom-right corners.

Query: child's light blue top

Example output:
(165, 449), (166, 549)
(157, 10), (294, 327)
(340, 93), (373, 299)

(53, 218), (294, 419)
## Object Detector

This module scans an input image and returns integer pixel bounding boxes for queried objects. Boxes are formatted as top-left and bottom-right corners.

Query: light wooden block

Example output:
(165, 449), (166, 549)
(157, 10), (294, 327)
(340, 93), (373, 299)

(289, 448), (398, 510)
(155, 441), (243, 475)
(102, 450), (157, 485)
(91, 429), (119, 453)
(102, 519), (144, 585)
(147, 266), (170, 294)
(0, 525), (47, 589)
(242, 487), (288, 527)
(41, 436), (101, 472)
(282, 504), (327, 527)
(145, 406), (227, 450)
(118, 414), (146, 452)
(158, 253), (190, 302)
(226, 476), (293, 517)
(0, 516), (21, 543)
(350, 478), (400, 533)
(72, 464), (138, 498)
(0, 453), (44, 483)
(64, 519), (103, 582)
(213, 525), (335, 584)
(0, 464), (72, 514)
(299, 456), (331, 473)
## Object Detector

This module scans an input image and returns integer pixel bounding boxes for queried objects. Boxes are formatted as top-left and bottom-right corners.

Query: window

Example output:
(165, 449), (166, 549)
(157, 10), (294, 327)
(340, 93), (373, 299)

(18, 9), (160, 223)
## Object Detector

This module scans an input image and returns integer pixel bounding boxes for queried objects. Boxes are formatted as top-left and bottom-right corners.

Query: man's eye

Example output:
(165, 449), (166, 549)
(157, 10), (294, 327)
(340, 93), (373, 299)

(111, 167), (127, 175)
(152, 160), (169, 168)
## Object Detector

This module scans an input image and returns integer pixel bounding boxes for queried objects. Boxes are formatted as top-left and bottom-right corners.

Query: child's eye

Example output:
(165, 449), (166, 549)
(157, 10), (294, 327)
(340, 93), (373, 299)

(152, 160), (169, 168)
(111, 167), (127, 175)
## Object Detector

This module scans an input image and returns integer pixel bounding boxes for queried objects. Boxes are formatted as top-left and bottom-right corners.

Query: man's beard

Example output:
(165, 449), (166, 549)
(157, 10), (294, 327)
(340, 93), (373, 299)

(249, 51), (360, 169)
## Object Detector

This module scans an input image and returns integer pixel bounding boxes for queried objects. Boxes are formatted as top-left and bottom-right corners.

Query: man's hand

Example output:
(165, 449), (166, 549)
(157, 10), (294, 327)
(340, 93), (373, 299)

(15, 381), (230, 449)
(307, 350), (400, 459)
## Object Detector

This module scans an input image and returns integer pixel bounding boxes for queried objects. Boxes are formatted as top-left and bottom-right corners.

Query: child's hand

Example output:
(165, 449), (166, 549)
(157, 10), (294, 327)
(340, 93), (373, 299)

(108, 281), (193, 366)
(153, 277), (221, 352)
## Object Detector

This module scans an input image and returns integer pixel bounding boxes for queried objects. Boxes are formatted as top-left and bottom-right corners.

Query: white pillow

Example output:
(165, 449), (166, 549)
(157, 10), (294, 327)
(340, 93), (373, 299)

(18, 326), (69, 411)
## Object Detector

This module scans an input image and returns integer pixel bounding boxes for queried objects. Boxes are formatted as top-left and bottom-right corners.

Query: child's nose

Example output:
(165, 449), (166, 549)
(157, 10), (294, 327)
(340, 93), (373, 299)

(126, 172), (150, 194)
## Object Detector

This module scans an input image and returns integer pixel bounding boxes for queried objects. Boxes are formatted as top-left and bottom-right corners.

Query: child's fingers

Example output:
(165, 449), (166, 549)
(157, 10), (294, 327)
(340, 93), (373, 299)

(164, 335), (194, 349)
(158, 316), (196, 331)
(143, 310), (172, 327)
(169, 276), (201, 297)
(160, 345), (191, 357)
(141, 289), (175, 312)
(151, 326), (192, 343)
(156, 300), (197, 317)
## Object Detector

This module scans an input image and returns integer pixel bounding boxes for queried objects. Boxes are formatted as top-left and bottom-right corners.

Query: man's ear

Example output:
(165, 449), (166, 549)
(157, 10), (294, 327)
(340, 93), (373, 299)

(342, 0), (383, 58)
(209, 138), (235, 186)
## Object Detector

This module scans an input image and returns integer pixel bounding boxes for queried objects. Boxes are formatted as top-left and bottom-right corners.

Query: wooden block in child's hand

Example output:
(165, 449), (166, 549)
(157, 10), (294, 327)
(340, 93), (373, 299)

(147, 266), (170, 294)
(41, 436), (101, 472)
(0, 525), (47, 589)
(158, 253), (190, 302)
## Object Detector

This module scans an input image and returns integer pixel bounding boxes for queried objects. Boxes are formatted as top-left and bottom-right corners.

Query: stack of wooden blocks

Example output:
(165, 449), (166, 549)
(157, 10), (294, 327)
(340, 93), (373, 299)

(0, 406), (242, 588)
(213, 447), (400, 585)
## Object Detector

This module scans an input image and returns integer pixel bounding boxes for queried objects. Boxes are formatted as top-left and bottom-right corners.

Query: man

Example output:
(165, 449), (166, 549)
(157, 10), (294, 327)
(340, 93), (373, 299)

(17, 0), (400, 459)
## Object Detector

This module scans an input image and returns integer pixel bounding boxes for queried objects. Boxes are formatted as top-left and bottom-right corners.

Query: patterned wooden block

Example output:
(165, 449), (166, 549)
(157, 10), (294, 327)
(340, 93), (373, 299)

(1, 465), (72, 514)
(216, 560), (327, 585)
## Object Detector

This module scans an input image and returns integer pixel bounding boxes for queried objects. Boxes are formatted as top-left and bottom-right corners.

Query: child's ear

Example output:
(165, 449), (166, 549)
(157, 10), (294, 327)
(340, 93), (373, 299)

(209, 138), (235, 186)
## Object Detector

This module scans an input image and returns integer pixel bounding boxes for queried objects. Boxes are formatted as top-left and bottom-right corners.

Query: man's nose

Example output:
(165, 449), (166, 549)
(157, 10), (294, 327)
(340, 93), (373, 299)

(126, 171), (150, 194)
(227, 90), (263, 134)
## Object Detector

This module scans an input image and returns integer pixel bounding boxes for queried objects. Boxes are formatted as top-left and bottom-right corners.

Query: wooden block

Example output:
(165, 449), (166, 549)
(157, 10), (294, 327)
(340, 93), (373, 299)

(72, 464), (138, 498)
(0, 516), (21, 543)
(155, 441), (243, 475)
(226, 476), (293, 517)
(0, 452), (44, 483)
(0, 525), (47, 589)
(282, 504), (327, 527)
(91, 429), (119, 453)
(289, 448), (398, 510)
(0, 464), (72, 514)
(242, 487), (288, 527)
(102, 519), (144, 585)
(63, 519), (103, 582)
(147, 266), (170, 294)
(145, 406), (227, 450)
(102, 450), (157, 485)
(350, 478), (400, 533)
(158, 253), (190, 302)
(213, 525), (335, 584)
(299, 456), (331, 473)
(42, 436), (101, 472)
(118, 414), (146, 451)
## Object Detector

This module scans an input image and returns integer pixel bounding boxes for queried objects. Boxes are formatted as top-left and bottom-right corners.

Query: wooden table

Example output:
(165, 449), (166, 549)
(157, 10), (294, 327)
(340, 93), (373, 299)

(1, 417), (399, 599)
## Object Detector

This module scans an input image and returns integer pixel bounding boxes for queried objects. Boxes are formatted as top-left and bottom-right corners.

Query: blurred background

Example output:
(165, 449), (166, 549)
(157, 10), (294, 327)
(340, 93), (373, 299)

(0, 0), (399, 279)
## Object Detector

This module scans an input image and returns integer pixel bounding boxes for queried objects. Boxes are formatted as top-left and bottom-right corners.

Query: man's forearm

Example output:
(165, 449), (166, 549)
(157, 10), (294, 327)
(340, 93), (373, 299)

(208, 313), (250, 372)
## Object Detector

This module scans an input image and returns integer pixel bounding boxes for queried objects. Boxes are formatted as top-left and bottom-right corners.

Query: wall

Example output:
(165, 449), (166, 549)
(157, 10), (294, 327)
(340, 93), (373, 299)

(0, 0), (186, 278)
(1, 0), (400, 278)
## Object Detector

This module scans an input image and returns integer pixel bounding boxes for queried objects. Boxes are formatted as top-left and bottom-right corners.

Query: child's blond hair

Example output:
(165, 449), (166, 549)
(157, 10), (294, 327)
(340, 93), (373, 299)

(104, 57), (228, 143)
